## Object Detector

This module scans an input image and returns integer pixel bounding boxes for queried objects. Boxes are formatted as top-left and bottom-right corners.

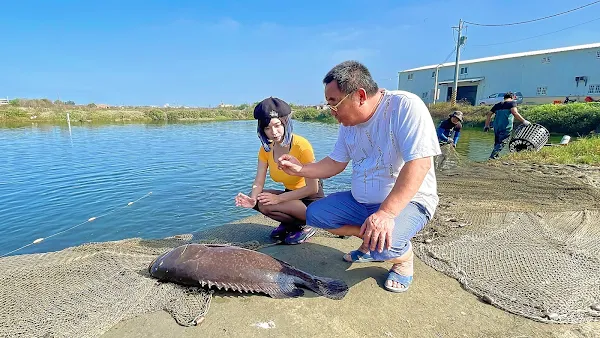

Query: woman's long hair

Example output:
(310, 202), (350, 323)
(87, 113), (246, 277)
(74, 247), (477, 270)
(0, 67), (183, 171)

(257, 114), (294, 152)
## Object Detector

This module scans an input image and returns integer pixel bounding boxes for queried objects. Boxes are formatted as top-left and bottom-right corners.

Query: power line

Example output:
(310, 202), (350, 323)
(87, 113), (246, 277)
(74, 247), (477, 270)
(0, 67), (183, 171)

(469, 16), (600, 47)
(441, 46), (456, 64)
(464, 0), (600, 26)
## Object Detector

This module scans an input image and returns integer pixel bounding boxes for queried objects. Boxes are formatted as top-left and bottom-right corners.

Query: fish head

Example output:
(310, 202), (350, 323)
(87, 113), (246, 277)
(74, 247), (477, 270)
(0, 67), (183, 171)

(148, 250), (171, 276)
(148, 244), (207, 278)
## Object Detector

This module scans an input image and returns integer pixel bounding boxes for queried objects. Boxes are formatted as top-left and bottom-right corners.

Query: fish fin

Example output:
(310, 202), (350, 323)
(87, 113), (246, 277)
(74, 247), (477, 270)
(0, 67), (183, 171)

(200, 281), (301, 298)
(307, 276), (349, 300)
(264, 286), (304, 299)
(257, 283), (304, 299)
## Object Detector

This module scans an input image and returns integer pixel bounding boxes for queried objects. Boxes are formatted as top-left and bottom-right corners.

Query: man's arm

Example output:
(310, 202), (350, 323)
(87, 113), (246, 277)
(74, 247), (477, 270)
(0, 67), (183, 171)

(510, 107), (530, 124)
(484, 111), (494, 129)
(278, 155), (348, 179)
(378, 157), (431, 218)
(297, 156), (348, 179)
(361, 156), (432, 252)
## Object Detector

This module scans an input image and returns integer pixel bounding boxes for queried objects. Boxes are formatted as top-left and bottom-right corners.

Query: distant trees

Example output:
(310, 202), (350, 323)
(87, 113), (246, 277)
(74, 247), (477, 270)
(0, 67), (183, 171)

(8, 98), (77, 107)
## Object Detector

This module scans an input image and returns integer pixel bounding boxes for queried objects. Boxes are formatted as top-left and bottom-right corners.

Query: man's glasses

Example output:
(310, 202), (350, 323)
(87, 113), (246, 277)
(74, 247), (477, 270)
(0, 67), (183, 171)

(327, 93), (351, 112)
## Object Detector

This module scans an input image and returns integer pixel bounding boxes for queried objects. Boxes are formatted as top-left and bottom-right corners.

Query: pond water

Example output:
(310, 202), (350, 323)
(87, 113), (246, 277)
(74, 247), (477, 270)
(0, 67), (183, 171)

(0, 120), (562, 256)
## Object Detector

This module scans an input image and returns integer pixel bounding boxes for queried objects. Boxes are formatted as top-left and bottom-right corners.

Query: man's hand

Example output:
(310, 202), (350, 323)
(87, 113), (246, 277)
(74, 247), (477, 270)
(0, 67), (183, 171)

(235, 193), (256, 208)
(257, 192), (282, 206)
(277, 154), (303, 176)
(359, 210), (396, 253)
(522, 120), (531, 126)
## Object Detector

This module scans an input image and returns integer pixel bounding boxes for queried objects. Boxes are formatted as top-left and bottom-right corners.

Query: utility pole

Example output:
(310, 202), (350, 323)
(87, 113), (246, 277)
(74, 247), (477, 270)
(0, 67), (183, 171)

(432, 65), (440, 105)
(451, 19), (464, 106)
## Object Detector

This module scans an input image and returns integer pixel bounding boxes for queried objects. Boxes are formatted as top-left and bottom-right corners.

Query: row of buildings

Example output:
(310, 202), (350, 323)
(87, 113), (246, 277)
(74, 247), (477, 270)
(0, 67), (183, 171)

(397, 42), (600, 105)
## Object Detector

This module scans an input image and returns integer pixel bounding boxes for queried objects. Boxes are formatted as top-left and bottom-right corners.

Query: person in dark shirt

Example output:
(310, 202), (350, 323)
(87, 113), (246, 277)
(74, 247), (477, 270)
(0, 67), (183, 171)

(484, 92), (530, 159)
(437, 111), (463, 147)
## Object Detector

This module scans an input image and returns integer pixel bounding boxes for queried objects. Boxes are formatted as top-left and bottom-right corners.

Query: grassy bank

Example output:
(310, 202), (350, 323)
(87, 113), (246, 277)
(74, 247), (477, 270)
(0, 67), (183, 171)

(2, 99), (599, 136)
(0, 101), (333, 124)
(503, 135), (600, 165)
(0, 104), (254, 123)
(430, 102), (600, 135)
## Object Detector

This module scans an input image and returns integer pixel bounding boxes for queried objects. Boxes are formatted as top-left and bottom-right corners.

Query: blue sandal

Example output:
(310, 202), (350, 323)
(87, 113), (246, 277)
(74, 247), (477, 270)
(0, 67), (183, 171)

(385, 270), (413, 293)
(343, 250), (383, 263)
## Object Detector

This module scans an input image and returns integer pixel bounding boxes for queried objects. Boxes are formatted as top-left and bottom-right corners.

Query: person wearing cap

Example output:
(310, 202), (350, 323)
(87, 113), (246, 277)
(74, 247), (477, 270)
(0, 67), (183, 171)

(234, 97), (324, 245)
(277, 60), (441, 293)
(484, 92), (531, 159)
(436, 111), (463, 147)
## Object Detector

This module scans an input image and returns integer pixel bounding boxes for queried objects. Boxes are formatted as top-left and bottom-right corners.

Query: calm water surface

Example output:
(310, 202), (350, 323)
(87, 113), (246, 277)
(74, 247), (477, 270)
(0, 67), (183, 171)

(0, 120), (561, 256)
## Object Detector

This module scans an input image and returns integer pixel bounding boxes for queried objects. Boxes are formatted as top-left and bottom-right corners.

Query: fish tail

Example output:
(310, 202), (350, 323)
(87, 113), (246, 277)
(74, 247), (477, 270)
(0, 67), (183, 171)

(308, 276), (349, 300)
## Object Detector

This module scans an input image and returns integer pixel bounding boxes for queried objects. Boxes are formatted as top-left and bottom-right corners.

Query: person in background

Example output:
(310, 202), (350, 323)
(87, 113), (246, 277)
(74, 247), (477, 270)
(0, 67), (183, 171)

(484, 92), (530, 159)
(234, 97), (324, 244)
(278, 60), (441, 293)
(436, 111), (463, 147)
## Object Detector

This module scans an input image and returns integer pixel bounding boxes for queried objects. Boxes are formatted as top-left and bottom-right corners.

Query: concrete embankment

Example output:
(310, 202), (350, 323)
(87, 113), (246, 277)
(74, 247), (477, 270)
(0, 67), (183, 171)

(102, 215), (600, 338)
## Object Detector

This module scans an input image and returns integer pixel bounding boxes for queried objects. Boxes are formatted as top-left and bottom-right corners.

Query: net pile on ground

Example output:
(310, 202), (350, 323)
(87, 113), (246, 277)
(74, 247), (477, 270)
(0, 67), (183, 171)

(0, 219), (279, 338)
(414, 157), (600, 324)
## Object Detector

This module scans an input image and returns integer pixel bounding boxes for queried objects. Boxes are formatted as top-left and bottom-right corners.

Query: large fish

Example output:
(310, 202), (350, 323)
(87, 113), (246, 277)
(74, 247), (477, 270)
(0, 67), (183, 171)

(148, 243), (349, 300)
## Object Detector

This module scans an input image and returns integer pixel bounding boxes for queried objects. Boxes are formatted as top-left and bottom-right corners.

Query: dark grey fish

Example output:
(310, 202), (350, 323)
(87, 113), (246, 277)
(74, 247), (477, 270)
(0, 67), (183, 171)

(148, 243), (348, 300)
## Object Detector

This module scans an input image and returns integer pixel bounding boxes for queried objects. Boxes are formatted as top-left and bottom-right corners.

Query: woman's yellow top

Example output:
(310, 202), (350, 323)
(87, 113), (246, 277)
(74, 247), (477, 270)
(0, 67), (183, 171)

(258, 134), (315, 190)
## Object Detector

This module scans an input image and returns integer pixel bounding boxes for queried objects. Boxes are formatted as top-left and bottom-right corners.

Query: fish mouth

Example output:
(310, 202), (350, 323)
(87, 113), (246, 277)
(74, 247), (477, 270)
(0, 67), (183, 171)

(148, 258), (157, 273)
(148, 253), (165, 273)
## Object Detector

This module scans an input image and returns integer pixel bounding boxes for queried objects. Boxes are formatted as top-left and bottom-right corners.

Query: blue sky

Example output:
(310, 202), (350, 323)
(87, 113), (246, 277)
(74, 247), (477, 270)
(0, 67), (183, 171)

(0, 0), (598, 107)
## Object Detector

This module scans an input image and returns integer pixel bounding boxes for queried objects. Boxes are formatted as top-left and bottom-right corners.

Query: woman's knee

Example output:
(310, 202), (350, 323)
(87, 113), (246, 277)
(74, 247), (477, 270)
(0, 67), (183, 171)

(257, 203), (275, 216)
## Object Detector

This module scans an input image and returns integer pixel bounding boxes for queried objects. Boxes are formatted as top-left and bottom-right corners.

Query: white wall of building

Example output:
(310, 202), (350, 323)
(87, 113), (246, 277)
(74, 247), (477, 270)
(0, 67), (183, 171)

(398, 43), (600, 105)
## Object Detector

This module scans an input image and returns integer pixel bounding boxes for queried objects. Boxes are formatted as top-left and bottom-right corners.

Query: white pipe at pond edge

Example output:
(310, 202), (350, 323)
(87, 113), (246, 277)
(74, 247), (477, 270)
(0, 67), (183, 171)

(67, 112), (72, 136)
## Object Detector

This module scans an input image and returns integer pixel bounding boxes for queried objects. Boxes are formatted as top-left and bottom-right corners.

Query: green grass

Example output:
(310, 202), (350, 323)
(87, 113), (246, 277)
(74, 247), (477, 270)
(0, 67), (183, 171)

(429, 102), (491, 126)
(0, 106), (254, 122)
(504, 135), (600, 165)
(429, 102), (600, 135)
(0, 102), (334, 124)
(2, 99), (599, 136)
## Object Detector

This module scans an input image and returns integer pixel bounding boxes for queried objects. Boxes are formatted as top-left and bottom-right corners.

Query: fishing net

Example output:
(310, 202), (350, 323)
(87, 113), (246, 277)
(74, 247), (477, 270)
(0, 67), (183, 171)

(416, 151), (600, 323)
(0, 216), (285, 338)
(434, 143), (462, 171)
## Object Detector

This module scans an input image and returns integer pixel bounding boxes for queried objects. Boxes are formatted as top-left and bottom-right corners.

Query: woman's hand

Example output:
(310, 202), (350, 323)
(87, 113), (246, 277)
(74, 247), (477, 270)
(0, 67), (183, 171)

(256, 192), (282, 206)
(235, 193), (257, 208)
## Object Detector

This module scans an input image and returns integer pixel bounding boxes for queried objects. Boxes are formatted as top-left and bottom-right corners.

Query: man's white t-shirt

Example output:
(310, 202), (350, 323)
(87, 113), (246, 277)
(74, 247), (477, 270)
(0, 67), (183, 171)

(328, 89), (442, 217)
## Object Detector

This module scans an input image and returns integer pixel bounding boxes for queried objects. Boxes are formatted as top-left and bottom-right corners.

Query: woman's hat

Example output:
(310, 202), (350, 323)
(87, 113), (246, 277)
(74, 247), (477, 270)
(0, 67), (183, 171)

(449, 110), (463, 122)
(253, 97), (292, 121)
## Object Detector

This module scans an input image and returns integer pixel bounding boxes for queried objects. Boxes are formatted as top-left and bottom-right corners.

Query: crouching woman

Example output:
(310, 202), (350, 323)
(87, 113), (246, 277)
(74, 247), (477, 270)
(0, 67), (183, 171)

(235, 97), (324, 244)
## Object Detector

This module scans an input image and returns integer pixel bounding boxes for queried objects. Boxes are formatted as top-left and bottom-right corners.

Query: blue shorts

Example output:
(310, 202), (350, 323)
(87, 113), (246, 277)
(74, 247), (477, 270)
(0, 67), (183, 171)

(306, 191), (430, 261)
